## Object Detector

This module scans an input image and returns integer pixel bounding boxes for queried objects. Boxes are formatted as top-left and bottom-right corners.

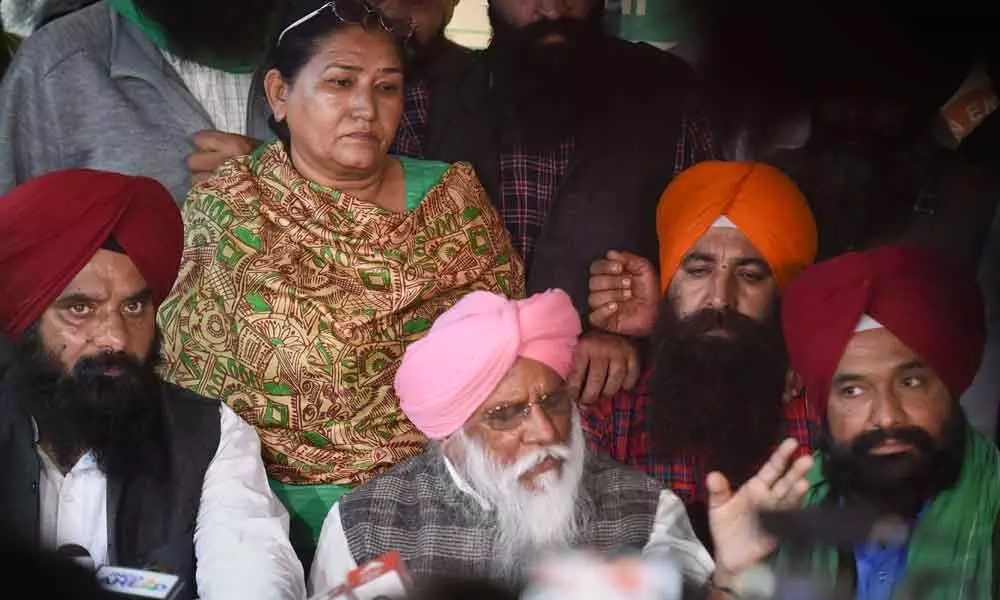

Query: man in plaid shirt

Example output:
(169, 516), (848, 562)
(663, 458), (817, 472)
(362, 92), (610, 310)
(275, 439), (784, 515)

(583, 161), (822, 552)
(392, 0), (717, 406)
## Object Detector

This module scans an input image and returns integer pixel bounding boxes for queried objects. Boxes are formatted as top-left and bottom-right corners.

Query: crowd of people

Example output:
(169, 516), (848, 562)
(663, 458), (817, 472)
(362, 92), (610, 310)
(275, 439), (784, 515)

(0, 0), (998, 599)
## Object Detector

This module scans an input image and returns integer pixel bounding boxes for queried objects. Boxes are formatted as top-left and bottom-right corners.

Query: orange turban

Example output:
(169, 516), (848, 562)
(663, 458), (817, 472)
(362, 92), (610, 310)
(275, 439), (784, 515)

(656, 161), (817, 292)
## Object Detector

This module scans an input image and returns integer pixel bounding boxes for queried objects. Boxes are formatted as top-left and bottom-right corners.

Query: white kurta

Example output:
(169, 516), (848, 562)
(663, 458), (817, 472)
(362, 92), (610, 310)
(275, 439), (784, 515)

(36, 404), (306, 600)
(308, 457), (715, 596)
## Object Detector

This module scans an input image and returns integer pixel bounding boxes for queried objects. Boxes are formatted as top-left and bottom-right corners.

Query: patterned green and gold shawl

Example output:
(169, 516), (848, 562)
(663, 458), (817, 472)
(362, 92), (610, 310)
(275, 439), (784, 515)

(159, 141), (524, 485)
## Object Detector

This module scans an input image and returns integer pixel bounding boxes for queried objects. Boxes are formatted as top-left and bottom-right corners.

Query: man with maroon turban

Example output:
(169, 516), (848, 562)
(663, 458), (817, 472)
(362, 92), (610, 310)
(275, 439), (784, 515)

(776, 244), (1000, 598)
(0, 170), (305, 600)
(310, 289), (815, 597)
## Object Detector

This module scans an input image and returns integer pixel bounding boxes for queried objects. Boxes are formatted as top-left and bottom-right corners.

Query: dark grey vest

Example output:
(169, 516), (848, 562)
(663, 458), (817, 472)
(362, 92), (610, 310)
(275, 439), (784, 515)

(0, 377), (220, 600)
(339, 450), (661, 584)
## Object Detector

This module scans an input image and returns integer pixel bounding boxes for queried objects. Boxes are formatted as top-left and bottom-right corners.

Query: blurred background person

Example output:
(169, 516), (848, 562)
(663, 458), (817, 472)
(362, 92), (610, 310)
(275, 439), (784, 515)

(0, 0), (281, 201)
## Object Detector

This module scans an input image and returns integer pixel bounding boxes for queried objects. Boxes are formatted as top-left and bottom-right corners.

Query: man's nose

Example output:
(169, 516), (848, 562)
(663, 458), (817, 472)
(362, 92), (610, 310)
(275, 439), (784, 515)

(706, 271), (738, 312)
(91, 313), (128, 354)
(522, 404), (559, 446)
(537, 0), (572, 20)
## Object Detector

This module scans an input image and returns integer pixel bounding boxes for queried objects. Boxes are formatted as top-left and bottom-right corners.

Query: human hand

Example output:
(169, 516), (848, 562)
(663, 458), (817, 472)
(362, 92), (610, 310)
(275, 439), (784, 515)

(707, 438), (814, 579)
(187, 130), (260, 185)
(588, 250), (660, 338)
(567, 331), (641, 405)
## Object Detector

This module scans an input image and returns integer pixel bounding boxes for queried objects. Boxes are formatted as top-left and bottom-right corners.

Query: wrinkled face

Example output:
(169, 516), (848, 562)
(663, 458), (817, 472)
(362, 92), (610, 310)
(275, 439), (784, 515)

(456, 358), (574, 489)
(36, 250), (156, 376)
(266, 25), (404, 179)
(667, 227), (779, 326)
(827, 328), (953, 457)
(491, 0), (594, 42)
(370, 0), (457, 44)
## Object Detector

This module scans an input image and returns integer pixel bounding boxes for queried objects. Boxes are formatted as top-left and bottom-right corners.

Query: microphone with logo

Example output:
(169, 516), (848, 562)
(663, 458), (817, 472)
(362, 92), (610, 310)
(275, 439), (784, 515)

(56, 546), (185, 600)
(309, 550), (411, 600)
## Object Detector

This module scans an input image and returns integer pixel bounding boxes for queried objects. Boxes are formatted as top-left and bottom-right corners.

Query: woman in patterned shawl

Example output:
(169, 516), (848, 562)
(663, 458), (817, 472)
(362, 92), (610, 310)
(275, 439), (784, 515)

(157, 0), (523, 558)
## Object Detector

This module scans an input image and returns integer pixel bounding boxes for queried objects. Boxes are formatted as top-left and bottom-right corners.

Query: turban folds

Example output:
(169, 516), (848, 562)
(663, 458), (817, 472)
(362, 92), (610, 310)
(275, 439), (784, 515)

(782, 245), (986, 415)
(657, 161), (817, 292)
(0, 169), (183, 336)
(395, 290), (582, 439)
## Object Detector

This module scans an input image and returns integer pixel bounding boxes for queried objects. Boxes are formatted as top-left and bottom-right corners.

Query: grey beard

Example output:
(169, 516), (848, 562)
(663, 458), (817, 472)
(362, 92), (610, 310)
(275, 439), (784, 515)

(445, 412), (593, 586)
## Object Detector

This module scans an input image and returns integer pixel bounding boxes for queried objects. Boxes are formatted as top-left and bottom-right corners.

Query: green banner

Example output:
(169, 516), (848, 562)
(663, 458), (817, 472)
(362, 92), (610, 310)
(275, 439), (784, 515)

(605, 0), (697, 48)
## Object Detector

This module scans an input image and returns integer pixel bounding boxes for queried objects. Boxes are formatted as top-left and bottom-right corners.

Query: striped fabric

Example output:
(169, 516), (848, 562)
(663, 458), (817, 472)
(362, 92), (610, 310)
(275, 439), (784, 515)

(338, 449), (662, 584)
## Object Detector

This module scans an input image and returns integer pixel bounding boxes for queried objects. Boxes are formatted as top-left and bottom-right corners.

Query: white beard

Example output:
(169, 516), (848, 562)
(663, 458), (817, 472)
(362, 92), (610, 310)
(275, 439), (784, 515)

(448, 410), (590, 585)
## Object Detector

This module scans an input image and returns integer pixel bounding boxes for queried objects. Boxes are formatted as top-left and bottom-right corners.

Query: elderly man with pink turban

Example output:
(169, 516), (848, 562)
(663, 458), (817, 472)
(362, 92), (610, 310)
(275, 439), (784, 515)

(309, 289), (815, 597)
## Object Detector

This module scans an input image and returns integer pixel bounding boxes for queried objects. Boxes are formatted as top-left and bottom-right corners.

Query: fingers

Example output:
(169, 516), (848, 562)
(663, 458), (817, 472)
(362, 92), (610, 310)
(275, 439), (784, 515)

(621, 343), (640, 390)
(706, 471), (733, 509)
(589, 274), (631, 293)
(753, 438), (800, 488)
(601, 355), (626, 398)
(588, 304), (617, 330)
(566, 351), (588, 399)
(186, 149), (224, 175)
(588, 290), (630, 311)
(192, 129), (226, 152)
(774, 455), (814, 508)
(590, 258), (625, 276)
(580, 356), (609, 405)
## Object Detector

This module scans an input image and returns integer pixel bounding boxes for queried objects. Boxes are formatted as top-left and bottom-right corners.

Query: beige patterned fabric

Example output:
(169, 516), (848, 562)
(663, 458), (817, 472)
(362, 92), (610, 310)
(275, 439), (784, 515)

(158, 142), (524, 485)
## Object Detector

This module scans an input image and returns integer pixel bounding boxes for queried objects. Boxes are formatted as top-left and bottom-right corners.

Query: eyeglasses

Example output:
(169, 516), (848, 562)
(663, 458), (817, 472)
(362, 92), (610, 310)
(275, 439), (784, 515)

(482, 389), (574, 432)
(276, 0), (413, 47)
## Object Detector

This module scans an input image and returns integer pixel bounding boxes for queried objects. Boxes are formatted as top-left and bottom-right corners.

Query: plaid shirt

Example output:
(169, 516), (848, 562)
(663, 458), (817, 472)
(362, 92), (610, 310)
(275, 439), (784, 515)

(391, 81), (431, 158)
(391, 82), (718, 269)
(582, 369), (819, 507)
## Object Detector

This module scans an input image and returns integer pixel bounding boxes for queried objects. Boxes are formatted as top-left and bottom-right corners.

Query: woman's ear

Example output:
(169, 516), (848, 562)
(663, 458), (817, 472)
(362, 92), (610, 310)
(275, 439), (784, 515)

(264, 69), (289, 123)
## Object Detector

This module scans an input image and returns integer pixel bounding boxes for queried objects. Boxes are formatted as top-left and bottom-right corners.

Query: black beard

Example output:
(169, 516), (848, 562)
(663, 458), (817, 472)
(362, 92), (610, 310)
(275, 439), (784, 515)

(820, 405), (966, 519)
(486, 7), (609, 147)
(648, 297), (789, 487)
(8, 325), (169, 481)
(133, 0), (283, 66)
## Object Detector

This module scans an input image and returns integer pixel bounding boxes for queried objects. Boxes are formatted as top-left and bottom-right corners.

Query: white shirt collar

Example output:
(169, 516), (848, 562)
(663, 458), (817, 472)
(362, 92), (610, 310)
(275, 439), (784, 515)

(442, 456), (491, 510)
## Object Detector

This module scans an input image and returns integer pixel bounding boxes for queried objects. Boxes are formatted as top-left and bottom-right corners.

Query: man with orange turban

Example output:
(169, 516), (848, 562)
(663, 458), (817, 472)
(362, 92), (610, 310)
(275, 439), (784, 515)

(583, 161), (820, 551)
(0, 170), (304, 600)
(775, 244), (999, 598)
(309, 289), (815, 597)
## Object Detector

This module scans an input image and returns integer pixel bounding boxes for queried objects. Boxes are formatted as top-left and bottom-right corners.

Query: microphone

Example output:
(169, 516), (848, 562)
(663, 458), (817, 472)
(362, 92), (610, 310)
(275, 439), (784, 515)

(56, 544), (96, 572)
(309, 550), (411, 600)
(94, 565), (185, 600)
(758, 507), (911, 549)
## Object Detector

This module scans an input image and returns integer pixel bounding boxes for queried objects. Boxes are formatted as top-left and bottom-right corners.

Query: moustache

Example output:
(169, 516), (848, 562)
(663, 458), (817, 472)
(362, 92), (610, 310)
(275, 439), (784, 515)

(848, 426), (936, 457)
(519, 18), (595, 44)
(672, 307), (769, 342)
(72, 351), (145, 383)
(508, 444), (573, 480)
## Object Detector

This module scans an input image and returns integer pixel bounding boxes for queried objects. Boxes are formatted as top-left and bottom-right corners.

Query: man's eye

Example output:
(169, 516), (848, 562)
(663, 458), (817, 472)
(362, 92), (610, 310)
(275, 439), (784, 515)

(685, 267), (710, 278)
(124, 300), (147, 315)
(67, 303), (91, 316)
(901, 376), (925, 388)
(840, 385), (864, 399)
(377, 82), (401, 93)
(329, 78), (352, 88)
(489, 406), (522, 422)
(739, 270), (766, 282)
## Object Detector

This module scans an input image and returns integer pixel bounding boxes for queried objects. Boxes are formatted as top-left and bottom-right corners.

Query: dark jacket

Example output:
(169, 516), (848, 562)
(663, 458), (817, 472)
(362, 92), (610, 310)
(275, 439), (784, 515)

(0, 345), (221, 600)
(418, 38), (713, 315)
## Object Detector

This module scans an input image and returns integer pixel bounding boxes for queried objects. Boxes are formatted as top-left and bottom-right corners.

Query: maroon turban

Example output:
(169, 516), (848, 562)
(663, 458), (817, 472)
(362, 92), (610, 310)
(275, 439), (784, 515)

(0, 169), (183, 337)
(782, 245), (986, 415)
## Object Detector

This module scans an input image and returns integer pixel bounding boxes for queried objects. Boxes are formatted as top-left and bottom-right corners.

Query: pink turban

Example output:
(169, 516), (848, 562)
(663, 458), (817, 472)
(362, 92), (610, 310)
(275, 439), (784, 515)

(395, 290), (583, 439)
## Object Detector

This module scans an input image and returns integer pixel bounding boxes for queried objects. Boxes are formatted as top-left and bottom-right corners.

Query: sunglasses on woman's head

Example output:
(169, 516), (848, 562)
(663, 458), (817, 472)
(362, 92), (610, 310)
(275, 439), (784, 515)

(277, 0), (413, 46)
